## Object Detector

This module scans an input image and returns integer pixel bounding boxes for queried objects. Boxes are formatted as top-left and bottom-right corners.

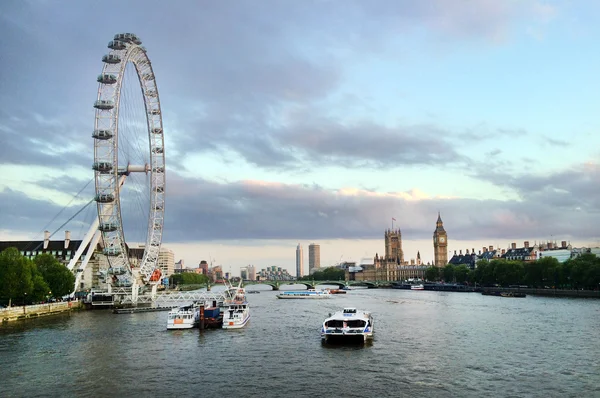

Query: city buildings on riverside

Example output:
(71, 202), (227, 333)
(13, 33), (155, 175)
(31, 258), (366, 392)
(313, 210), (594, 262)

(448, 240), (597, 269)
(239, 265), (257, 280)
(295, 243), (304, 278)
(308, 243), (320, 275)
(257, 265), (293, 281)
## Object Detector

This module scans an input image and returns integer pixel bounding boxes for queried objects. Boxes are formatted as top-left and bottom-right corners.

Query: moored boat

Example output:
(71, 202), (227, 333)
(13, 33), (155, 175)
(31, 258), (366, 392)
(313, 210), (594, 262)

(222, 279), (250, 329)
(321, 307), (374, 343)
(276, 289), (331, 299)
(411, 284), (425, 290)
(501, 292), (526, 298)
(222, 302), (250, 329)
(166, 304), (197, 330)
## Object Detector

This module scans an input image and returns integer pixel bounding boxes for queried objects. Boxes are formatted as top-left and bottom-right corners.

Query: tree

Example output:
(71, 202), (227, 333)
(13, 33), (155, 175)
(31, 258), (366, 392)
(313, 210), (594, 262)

(303, 267), (345, 281)
(170, 273), (209, 286)
(442, 264), (454, 282)
(425, 266), (439, 281)
(34, 253), (75, 298)
(0, 247), (34, 305)
(31, 274), (51, 303)
(453, 265), (470, 284)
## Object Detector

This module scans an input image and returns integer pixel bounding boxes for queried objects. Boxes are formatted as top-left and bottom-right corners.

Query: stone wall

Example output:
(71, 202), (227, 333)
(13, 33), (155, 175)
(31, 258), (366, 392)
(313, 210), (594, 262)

(1, 301), (82, 323)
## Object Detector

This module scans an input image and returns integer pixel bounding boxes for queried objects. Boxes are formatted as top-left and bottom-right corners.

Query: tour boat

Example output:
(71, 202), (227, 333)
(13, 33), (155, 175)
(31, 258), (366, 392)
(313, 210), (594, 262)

(222, 301), (250, 329)
(324, 288), (347, 294)
(222, 280), (251, 329)
(411, 284), (425, 290)
(276, 289), (331, 299)
(166, 304), (198, 330)
(321, 308), (374, 342)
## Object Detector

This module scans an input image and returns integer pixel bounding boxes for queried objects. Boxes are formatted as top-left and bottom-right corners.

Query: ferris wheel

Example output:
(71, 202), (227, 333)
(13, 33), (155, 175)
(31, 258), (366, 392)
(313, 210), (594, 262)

(92, 33), (165, 288)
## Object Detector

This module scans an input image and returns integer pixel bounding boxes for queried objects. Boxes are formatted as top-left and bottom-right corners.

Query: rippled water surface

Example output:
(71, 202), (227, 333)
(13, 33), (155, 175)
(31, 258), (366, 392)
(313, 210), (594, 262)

(2, 287), (600, 397)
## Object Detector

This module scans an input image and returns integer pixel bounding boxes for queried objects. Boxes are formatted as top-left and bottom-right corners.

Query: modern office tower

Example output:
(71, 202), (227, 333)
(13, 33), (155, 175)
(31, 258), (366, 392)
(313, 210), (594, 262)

(247, 264), (256, 281)
(296, 243), (304, 278)
(157, 247), (175, 277)
(308, 243), (320, 275)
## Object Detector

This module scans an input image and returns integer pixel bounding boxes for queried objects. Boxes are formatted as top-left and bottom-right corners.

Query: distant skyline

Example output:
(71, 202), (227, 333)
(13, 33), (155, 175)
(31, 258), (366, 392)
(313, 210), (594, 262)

(1, 1), (600, 275)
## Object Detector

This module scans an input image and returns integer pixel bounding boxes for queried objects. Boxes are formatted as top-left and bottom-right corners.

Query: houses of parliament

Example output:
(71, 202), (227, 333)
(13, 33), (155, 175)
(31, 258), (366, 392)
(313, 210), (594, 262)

(346, 213), (447, 282)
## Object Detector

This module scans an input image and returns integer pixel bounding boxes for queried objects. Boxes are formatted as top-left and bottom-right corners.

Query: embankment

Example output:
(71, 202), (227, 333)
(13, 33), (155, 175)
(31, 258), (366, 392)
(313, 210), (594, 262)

(1, 301), (82, 323)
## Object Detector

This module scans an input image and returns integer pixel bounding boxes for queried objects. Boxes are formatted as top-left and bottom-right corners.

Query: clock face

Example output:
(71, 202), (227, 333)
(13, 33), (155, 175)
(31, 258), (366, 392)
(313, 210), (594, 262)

(439, 237), (445, 243)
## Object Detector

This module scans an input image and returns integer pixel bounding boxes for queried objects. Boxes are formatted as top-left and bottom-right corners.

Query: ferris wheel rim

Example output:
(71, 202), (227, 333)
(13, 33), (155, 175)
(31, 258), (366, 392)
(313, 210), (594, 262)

(92, 33), (166, 286)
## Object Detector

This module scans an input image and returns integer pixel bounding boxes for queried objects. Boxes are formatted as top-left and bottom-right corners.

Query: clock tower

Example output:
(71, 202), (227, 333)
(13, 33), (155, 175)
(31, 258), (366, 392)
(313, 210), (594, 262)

(433, 212), (448, 267)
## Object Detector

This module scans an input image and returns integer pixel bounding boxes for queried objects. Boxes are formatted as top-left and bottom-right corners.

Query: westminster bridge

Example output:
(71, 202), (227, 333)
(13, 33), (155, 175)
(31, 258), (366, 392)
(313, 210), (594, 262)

(176, 280), (393, 292)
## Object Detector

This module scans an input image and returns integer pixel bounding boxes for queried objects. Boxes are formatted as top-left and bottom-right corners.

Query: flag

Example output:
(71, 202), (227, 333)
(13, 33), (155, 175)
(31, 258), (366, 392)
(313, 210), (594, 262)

(392, 217), (396, 221)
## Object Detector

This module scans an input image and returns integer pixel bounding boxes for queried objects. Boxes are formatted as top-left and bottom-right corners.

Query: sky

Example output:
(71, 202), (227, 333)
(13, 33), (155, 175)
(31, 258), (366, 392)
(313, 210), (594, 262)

(1, 0), (599, 276)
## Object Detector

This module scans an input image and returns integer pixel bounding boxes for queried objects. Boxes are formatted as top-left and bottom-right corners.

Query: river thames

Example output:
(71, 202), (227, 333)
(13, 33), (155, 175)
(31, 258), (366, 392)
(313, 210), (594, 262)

(1, 287), (599, 397)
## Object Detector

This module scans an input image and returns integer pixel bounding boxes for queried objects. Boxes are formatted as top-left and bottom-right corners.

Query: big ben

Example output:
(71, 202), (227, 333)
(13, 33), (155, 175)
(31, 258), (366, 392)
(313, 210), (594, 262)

(433, 212), (448, 267)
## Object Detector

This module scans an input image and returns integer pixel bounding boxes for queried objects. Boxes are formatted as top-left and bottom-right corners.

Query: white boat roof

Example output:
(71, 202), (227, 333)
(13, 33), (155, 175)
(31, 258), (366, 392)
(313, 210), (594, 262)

(324, 308), (371, 321)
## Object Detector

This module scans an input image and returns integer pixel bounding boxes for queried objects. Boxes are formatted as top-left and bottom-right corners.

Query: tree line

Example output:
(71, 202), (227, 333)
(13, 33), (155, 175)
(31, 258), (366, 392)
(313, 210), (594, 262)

(169, 272), (209, 286)
(0, 247), (76, 306)
(298, 266), (345, 281)
(424, 253), (600, 290)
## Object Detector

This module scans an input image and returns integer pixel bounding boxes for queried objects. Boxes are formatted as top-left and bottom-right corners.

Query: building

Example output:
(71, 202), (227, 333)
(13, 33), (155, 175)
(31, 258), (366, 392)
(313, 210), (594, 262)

(157, 247), (175, 277)
(448, 249), (478, 269)
(345, 223), (427, 282)
(295, 243), (304, 278)
(256, 266), (293, 281)
(385, 229), (403, 264)
(198, 260), (209, 275)
(308, 243), (320, 274)
(503, 241), (537, 262)
(174, 259), (184, 273)
(247, 264), (256, 281)
(536, 241), (572, 262)
(209, 265), (223, 282)
(433, 213), (448, 267)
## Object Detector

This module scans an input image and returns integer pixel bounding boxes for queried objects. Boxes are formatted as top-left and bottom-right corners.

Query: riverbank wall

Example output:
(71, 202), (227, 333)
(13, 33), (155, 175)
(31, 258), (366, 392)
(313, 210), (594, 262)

(1, 301), (82, 323)
(481, 287), (600, 299)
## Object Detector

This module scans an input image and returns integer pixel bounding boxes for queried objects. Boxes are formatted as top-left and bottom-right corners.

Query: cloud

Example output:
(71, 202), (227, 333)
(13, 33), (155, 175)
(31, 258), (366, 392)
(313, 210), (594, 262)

(354, 0), (558, 43)
(2, 159), (598, 247)
(159, 168), (599, 242)
(475, 162), (600, 211)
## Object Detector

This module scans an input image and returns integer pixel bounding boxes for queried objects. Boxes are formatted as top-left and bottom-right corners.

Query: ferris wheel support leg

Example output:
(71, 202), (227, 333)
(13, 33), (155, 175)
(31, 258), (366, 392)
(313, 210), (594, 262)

(67, 217), (100, 272)
(70, 230), (102, 296)
(131, 280), (139, 305)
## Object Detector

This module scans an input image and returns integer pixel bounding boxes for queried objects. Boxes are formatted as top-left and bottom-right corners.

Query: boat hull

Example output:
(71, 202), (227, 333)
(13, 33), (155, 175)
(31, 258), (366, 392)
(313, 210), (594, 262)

(167, 322), (195, 330)
(222, 314), (251, 329)
(321, 331), (373, 343)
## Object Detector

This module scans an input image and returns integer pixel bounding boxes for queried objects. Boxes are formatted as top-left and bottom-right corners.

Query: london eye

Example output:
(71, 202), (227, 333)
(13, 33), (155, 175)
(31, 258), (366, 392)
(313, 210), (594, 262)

(92, 33), (166, 289)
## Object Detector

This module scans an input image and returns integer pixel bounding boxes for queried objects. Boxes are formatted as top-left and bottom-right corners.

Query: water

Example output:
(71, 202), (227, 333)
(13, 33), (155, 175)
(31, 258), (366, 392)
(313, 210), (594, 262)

(2, 287), (599, 397)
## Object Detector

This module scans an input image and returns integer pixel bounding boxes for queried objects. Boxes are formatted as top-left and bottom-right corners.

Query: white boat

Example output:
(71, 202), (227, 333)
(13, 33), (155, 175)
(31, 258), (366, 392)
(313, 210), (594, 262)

(321, 308), (374, 342)
(276, 289), (331, 299)
(222, 302), (250, 329)
(411, 284), (425, 290)
(222, 280), (250, 329)
(166, 304), (198, 330)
